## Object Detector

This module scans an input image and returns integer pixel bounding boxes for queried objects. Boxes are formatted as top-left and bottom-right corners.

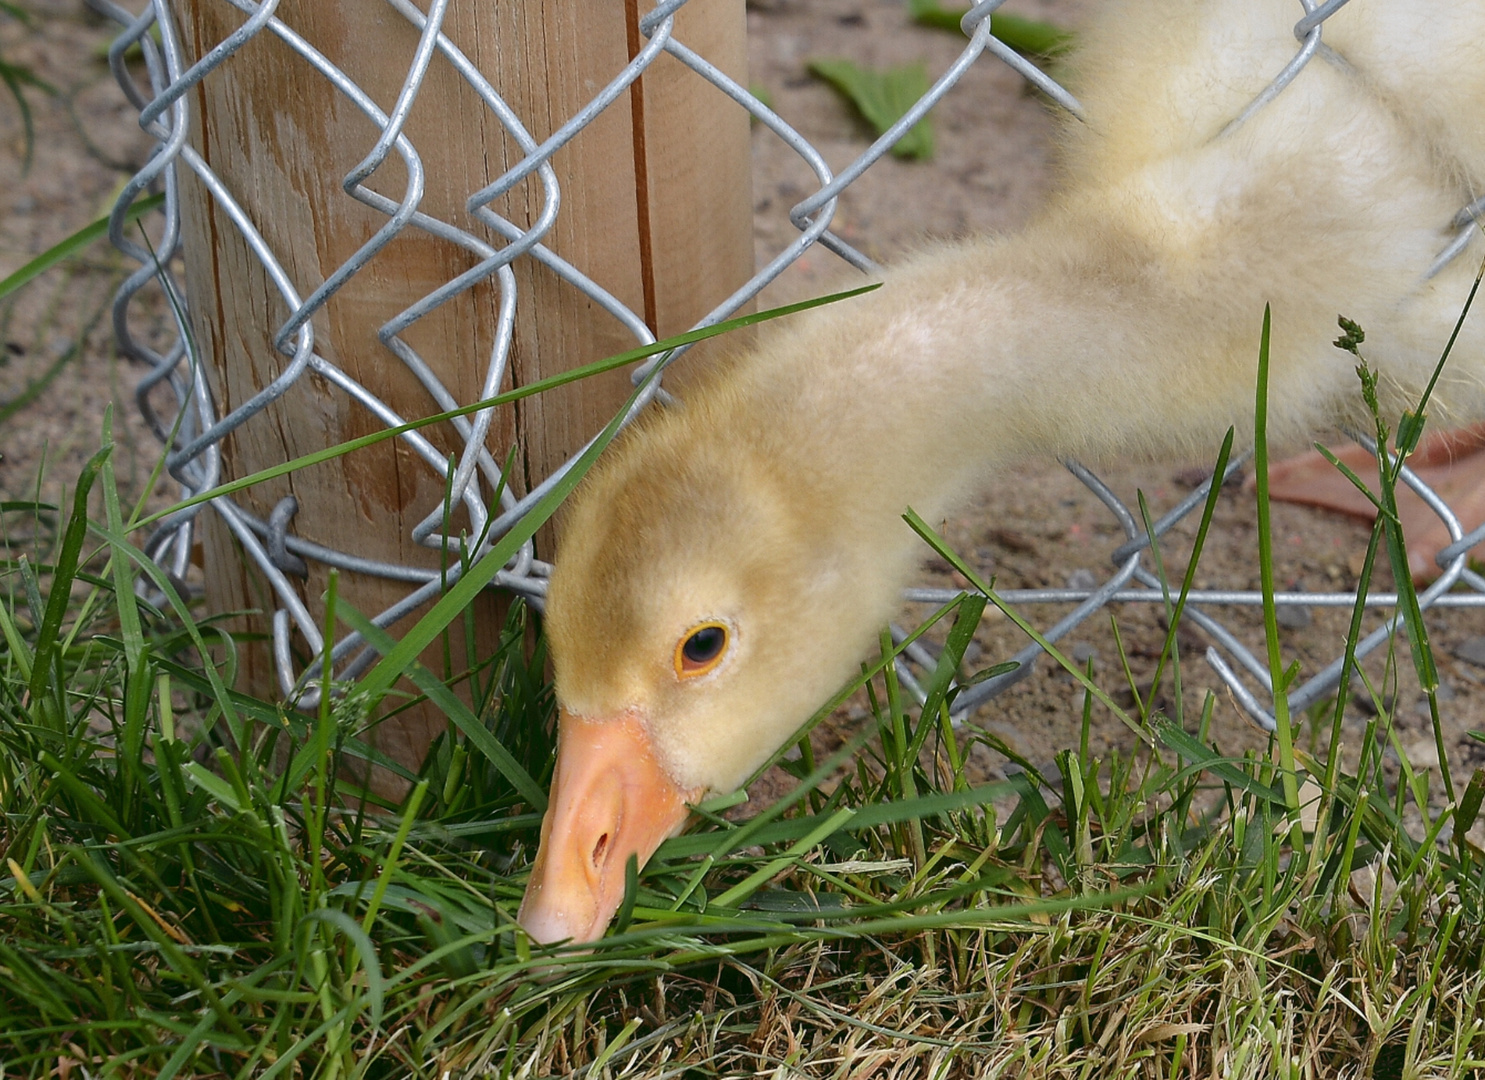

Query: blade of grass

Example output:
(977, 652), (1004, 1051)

(130, 285), (879, 534)
(0, 304), (107, 428)
(0, 48), (55, 172)
(710, 808), (858, 909)
(349, 354), (658, 702)
(1309, 516), (1386, 880)
(0, 193), (164, 301)
(657, 781), (1013, 863)
(27, 442), (111, 712)
(740, 593), (966, 794)
(1141, 427), (1234, 711)
(86, 521), (244, 735)
(917, 592), (985, 733)
(902, 507), (1148, 744)
(334, 601), (547, 810)
(1251, 305), (1304, 842)
(1153, 720), (1285, 806)
(360, 780), (428, 932)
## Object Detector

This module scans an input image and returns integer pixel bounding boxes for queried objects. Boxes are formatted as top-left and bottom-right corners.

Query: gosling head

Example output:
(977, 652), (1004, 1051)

(516, 400), (900, 944)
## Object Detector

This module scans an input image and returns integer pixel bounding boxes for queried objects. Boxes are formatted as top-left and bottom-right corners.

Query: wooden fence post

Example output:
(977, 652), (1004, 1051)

(170, 0), (751, 784)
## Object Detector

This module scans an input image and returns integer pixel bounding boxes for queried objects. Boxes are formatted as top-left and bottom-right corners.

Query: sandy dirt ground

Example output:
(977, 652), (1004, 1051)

(3, 0), (1484, 808)
(0, 2), (163, 509)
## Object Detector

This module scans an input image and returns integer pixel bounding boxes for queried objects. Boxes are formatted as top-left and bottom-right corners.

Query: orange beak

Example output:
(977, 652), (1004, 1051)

(517, 709), (700, 944)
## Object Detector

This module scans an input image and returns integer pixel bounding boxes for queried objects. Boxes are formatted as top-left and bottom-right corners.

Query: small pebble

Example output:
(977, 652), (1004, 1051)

(988, 526), (1036, 554)
(965, 168), (1005, 192)
(1070, 641), (1098, 668)
(1275, 604), (1312, 630)
(1455, 636), (1485, 668)
(1172, 463), (1247, 489)
(1066, 568), (1099, 591)
(1171, 465), (1210, 488)
(1404, 739), (1441, 770)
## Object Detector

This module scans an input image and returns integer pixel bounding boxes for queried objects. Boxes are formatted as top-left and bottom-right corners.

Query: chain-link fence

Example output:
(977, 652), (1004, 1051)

(92, 0), (1485, 734)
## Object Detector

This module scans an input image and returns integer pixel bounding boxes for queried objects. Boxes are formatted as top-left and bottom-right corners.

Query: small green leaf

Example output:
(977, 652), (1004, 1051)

(918, 592), (986, 721)
(808, 58), (934, 160)
(613, 854), (640, 935)
(960, 660), (1020, 687)
(182, 761), (244, 812)
(1395, 410), (1427, 457)
(907, 0), (1074, 56)
(1153, 720), (1287, 806)
(1456, 768), (1485, 858)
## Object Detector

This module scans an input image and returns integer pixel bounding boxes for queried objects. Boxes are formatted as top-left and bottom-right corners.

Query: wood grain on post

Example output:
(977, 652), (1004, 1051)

(171, 0), (751, 786)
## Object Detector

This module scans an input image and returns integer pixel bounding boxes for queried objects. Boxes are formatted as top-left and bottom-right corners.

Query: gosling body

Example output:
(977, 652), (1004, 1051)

(519, 0), (1485, 944)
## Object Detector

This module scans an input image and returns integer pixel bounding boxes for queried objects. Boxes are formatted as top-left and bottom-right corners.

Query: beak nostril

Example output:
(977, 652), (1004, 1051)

(591, 833), (609, 867)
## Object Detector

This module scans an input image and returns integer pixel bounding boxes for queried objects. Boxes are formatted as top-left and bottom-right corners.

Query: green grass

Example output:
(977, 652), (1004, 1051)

(3, 227), (1485, 1073)
(0, 1), (58, 172)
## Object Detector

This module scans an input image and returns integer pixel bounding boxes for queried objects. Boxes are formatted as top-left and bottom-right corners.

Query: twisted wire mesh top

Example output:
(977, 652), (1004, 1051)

(95, 0), (1485, 728)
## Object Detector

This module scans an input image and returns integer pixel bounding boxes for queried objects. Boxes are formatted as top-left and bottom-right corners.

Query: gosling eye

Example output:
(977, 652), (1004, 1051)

(675, 622), (729, 678)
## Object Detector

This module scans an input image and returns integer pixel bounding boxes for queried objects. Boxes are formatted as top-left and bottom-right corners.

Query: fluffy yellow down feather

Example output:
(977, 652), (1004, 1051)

(518, 0), (1485, 945)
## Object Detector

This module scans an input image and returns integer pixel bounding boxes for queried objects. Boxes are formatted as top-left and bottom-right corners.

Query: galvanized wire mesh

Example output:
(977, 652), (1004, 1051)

(94, 0), (1485, 732)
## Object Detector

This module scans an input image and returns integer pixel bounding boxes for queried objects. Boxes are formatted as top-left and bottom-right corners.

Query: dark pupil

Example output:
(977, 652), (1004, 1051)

(683, 626), (725, 664)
